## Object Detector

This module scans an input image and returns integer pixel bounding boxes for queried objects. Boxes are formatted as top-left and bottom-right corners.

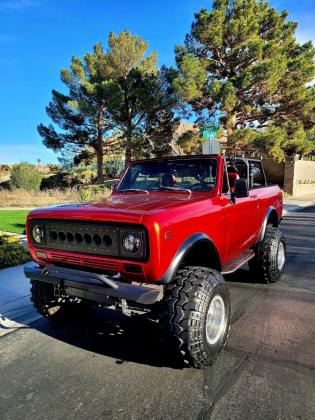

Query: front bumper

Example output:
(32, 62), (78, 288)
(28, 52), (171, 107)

(24, 265), (161, 305)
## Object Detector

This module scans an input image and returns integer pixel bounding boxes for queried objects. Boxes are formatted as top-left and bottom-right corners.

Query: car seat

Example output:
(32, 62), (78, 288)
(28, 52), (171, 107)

(161, 173), (176, 187)
(227, 166), (240, 193)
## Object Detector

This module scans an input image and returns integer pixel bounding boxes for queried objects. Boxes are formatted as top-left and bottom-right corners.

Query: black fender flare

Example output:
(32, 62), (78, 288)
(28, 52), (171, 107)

(257, 206), (279, 242)
(157, 233), (222, 284)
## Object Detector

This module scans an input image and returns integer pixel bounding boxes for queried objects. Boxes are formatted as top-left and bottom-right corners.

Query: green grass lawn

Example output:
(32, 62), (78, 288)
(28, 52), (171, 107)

(0, 210), (29, 234)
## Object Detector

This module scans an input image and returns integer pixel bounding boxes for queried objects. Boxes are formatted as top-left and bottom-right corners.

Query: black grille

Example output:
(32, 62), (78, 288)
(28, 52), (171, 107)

(29, 219), (147, 260)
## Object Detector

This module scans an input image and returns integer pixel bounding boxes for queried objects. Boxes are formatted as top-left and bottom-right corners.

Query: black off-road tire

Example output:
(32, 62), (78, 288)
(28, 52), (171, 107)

(249, 225), (286, 283)
(31, 280), (76, 321)
(160, 266), (231, 368)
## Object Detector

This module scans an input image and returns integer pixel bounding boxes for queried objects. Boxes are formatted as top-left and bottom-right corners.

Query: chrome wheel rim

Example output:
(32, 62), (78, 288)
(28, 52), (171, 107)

(206, 295), (226, 345)
(277, 242), (285, 271)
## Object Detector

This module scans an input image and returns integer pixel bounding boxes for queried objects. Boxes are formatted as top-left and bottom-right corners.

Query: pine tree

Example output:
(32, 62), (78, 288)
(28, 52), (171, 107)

(174, 0), (315, 160)
(38, 31), (179, 181)
(38, 43), (113, 183)
(103, 32), (179, 165)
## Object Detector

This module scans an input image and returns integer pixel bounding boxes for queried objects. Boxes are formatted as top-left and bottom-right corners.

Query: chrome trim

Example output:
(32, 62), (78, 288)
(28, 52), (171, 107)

(257, 206), (279, 242)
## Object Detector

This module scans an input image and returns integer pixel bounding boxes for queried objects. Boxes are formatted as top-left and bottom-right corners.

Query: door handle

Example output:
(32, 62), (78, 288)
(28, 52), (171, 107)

(250, 194), (257, 198)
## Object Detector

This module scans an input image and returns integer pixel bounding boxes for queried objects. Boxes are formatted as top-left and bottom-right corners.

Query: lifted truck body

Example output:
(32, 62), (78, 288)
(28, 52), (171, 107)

(25, 154), (285, 367)
(26, 155), (282, 283)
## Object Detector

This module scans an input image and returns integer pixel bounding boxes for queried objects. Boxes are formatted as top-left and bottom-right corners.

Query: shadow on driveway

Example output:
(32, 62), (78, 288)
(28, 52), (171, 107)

(27, 267), (259, 369)
(29, 303), (181, 369)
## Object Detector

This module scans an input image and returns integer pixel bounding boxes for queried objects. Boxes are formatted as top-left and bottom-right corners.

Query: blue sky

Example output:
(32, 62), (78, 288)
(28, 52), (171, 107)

(0, 0), (314, 164)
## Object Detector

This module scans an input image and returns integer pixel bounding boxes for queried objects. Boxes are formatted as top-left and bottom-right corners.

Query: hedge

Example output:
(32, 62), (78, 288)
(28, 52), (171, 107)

(0, 234), (31, 268)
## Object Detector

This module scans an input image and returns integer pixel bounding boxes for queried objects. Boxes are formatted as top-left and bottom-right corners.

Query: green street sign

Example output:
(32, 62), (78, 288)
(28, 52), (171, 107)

(204, 124), (220, 132)
(202, 130), (217, 139)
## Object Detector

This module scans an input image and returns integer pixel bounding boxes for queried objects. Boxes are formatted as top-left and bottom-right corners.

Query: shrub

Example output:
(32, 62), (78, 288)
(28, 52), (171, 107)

(10, 162), (43, 191)
(103, 160), (125, 178)
(69, 165), (97, 185)
(41, 165), (97, 189)
(0, 164), (11, 177)
(40, 171), (72, 189)
(78, 185), (111, 202)
(0, 234), (31, 268)
(78, 188), (95, 202)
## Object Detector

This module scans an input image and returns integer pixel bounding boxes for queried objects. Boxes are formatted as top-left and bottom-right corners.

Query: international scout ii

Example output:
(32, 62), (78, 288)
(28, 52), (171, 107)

(24, 155), (286, 367)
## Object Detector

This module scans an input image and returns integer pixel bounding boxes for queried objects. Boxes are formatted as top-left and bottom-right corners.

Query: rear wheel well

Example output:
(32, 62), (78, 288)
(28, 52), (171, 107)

(181, 240), (221, 272)
(267, 209), (279, 227)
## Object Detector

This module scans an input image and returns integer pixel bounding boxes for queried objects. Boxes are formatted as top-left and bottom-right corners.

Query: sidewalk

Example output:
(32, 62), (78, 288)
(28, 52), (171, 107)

(0, 264), (41, 337)
(283, 195), (315, 216)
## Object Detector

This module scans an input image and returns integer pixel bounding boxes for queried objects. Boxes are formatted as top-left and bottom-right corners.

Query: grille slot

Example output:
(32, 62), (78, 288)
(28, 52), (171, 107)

(34, 221), (120, 257)
(49, 252), (119, 271)
(50, 253), (81, 265)
(82, 258), (119, 271)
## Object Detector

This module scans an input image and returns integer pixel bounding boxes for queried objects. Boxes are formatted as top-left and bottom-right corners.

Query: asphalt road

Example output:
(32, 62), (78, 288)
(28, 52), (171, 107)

(0, 207), (314, 420)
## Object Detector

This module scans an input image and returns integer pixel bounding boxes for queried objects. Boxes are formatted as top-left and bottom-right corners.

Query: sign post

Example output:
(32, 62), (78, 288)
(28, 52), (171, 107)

(201, 124), (221, 155)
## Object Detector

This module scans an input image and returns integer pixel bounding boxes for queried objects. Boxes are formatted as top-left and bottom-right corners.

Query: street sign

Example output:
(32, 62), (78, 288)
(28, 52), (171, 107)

(202, 130), (217, 139)
(203, 124), (220, 132)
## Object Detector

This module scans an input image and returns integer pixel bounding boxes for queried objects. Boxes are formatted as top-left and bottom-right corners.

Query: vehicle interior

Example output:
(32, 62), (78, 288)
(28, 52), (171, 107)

(118, 158), (219, 192)
(225, 157), (267, 192)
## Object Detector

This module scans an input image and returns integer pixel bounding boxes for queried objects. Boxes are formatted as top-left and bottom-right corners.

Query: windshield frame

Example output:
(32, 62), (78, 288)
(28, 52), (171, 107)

(116, 156), (219, 194)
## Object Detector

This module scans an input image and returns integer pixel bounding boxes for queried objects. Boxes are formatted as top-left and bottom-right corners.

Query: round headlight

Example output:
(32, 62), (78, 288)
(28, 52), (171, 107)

(123, 232), (141, 254)
(32, 225), (44, 243)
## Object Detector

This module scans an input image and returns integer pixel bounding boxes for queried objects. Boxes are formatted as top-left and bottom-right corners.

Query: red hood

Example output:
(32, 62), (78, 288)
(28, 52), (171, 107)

(28, 191), (214, 224)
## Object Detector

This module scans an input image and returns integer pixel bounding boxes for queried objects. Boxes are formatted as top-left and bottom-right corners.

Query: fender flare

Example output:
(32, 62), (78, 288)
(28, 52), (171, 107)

(157, 233), (222, 284)
(257, 206), (279, 242)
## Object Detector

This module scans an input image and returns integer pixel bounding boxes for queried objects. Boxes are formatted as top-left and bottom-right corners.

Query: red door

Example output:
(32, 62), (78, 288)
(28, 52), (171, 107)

(224, 193), (259, 262)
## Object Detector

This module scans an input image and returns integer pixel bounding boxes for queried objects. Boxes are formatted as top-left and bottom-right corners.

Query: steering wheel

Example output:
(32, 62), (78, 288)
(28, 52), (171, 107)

(194, 168), (207, 182)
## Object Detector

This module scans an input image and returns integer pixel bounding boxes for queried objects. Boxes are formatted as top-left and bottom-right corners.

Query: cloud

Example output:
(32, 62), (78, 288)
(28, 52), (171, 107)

(0, 0), (37, 11)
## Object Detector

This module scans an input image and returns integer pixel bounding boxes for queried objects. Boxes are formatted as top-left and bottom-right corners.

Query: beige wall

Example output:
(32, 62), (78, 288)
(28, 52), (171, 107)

(294, 161), (315, 183)
(262, 158), (315, 197)
(284, 160), (315, 197)
(293, 184), (315, 196)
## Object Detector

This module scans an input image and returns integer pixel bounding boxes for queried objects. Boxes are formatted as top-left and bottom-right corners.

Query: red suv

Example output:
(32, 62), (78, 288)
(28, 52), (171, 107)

(25, 155), (286, 367)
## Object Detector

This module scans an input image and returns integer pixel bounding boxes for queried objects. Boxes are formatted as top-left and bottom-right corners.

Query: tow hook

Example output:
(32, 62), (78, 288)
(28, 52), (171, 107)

(53, 281), (64, 298)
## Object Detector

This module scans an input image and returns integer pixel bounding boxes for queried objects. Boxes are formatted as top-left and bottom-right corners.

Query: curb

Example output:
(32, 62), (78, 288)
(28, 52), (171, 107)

(0, 313), (42, 338)
(0, 231), (27, 239)
(282, 200), (315, 216)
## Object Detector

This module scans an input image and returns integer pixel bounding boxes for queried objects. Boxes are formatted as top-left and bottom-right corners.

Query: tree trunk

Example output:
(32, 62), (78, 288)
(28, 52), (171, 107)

(96, 105), (105, 183)
(226, 113), (237, 155)
(125, 128), (132, 167)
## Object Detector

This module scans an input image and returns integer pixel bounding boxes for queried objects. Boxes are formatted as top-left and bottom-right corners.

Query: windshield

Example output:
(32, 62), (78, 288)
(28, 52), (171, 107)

(117, 158), (218, 192)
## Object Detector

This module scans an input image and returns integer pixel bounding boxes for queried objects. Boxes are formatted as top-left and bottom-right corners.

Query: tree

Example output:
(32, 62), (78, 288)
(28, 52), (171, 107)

(174, 0), (315, 160)
(103, 32), (179, 165)
(38, 31), (179, 180)
(38, 43), (113, 183)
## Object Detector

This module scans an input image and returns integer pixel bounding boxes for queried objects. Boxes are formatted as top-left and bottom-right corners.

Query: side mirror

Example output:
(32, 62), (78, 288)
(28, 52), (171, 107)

(234, 178), (249, 198)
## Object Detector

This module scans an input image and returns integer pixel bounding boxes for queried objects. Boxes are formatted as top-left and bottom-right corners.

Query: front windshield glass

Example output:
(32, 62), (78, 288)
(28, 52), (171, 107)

(118, 158), (218, 192)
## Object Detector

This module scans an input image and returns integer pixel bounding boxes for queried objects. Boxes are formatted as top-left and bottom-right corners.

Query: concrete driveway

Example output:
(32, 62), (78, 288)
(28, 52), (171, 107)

(0, 207), (314, 419)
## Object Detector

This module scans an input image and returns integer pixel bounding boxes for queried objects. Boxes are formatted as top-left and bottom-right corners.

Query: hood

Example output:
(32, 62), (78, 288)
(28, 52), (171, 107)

(28, 191), (213, 224)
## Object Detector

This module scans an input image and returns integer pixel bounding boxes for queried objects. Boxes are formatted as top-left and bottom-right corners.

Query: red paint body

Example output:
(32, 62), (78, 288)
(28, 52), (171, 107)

(26, 156), (283, 283)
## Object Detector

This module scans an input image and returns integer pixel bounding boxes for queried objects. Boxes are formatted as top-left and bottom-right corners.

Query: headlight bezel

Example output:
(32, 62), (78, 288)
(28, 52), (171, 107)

(31, 224), (45, 244)
(119, 226), (147, 260)
(122, 232), (142, 255)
